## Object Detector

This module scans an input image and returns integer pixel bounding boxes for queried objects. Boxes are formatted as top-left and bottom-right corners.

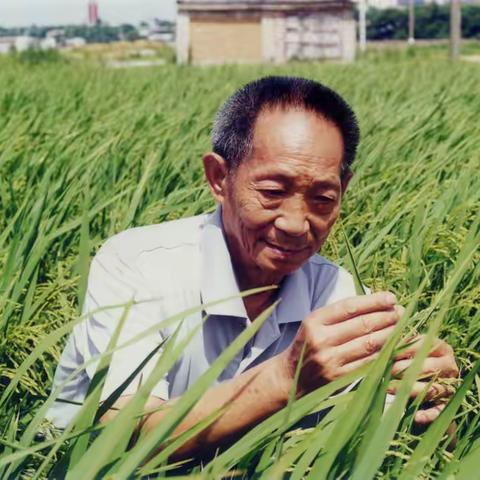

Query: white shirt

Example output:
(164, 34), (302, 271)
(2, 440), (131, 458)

(47, 205), (369, 428)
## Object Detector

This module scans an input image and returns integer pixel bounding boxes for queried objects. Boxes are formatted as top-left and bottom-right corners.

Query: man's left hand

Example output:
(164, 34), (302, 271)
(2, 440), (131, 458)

(388, 335), (459, 425)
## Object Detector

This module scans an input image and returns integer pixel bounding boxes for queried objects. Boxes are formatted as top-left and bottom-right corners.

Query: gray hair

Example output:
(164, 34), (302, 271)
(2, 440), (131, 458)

(212, 75), (360, 176)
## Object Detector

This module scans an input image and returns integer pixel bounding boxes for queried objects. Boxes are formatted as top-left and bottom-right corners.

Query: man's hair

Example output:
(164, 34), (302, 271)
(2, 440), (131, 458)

(212, 76), (360, 175)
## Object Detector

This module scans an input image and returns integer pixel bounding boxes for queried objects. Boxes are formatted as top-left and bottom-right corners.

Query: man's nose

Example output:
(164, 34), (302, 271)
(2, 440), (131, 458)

(274, 201), (310, 237)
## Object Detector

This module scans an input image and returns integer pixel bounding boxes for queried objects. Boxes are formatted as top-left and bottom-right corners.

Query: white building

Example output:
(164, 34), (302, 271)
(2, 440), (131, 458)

(0, 37), (15, 54)
(14, 36), (39, 52)
(365, 0), (400, 8)
(65, 37), (87, 48)
(148, 29), (175, 44)
(177, 0), (357, 65)
(40, 37), (57, 50)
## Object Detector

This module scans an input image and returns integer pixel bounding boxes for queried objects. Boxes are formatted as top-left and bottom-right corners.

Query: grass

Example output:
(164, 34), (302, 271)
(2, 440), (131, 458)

(0, 48), (479, 478)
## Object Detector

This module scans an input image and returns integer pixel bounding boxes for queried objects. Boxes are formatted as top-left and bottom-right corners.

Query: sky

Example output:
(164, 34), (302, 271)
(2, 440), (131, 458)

(0, 0), (177, 27)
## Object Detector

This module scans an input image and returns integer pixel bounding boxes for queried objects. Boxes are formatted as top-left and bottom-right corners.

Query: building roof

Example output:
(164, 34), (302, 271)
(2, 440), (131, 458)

(179, 0), (343, 3)
(178, 0), (353, 11)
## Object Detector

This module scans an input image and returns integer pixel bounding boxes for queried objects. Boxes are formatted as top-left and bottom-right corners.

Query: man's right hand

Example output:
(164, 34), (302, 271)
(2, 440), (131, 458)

(112, 292), (402, 461)
(279, 292), (402, 396)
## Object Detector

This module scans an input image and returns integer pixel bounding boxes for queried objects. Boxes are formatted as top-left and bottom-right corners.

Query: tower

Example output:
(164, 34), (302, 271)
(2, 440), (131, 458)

(88, 1), (99, 25)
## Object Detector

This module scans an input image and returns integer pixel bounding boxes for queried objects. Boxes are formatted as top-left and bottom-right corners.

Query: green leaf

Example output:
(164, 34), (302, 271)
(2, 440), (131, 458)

(398, 360), (480, 480)
(341, 224), (366, 296)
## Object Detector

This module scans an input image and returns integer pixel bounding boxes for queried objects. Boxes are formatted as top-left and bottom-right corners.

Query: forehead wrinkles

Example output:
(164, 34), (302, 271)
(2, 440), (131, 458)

(253, 105), (338, 141)
(287, 161), (341, 189)
(249, 108), (344, 167)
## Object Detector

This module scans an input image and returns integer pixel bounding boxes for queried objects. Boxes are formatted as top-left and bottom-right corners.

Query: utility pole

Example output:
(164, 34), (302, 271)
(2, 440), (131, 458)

(408, 0), (415, 45)
(450, 0), (461, 59)
(359, 0), (367, 53)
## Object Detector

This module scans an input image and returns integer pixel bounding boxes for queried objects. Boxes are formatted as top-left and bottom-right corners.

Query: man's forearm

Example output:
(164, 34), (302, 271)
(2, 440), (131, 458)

(141, 355), (291, 461)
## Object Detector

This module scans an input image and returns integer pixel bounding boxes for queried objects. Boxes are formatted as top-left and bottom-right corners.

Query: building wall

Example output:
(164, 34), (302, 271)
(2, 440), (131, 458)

(284, 14), (341, 60)
(282, 11), (355, 62)
(338, 10), (356, 62)
(189, 18), (262, 64)
(262, 15), (286, 63)
(364, 0), (400, 8)
(177, 12), (190, 63)
(0, 43), (13, 55)
(177, 8), (356, 65)
(261, 12), (355, 64)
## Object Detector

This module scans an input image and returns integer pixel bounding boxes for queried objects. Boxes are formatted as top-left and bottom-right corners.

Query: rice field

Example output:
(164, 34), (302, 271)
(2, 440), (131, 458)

(0, 48), (479, 478)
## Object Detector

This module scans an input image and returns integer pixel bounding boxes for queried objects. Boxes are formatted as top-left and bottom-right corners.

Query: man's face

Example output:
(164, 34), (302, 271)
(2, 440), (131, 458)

(221, 106), (347, 285)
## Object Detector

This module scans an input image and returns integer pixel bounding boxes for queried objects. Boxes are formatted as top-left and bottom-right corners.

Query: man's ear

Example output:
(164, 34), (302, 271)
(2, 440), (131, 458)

(340, 167), (353, 195)
(203, 152), (229, 203)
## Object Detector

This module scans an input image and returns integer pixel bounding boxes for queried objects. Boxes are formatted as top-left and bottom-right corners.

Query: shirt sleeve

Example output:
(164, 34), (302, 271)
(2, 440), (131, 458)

(47, 237), (169, 428)
(80, 238), (170, 401)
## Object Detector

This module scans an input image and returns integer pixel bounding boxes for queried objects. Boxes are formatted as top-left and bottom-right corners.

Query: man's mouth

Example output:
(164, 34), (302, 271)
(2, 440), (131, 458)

(263, 240), (308, 255)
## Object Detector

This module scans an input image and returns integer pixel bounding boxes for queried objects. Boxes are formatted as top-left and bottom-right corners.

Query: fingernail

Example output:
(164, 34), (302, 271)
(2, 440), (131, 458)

(384, 293), (397, 305)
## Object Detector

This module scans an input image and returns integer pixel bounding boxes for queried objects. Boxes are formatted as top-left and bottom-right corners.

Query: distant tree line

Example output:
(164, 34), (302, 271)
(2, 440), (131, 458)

(2, 8), (480, 43)
(0, 21), (174, 43)
(367, 4), (480, 40)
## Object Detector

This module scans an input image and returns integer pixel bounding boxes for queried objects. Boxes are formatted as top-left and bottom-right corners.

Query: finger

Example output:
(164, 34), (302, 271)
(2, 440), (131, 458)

(429, 338), (454, 357)
(334, 325), (397, 365)
(392, 357), (458, 379)
(395, 336), (423, 360)
(316, 291), (397, 326)
(327, 305), (403, 346)
(387, 381), (455, 401)
(396, 336), (451, 361)
(414, 403), (446, 425)
(338, 351), (379, 375)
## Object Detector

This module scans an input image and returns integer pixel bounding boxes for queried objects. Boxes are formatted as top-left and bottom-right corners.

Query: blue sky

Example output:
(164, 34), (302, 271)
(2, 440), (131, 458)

(0, 0), (177, 27)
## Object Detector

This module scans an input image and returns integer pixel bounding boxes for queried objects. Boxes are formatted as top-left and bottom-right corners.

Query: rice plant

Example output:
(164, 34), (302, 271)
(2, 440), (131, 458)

(0, 48), (479, 478)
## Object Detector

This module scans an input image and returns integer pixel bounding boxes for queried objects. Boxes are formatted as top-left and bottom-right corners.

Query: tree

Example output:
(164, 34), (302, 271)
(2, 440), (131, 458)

(366, 5), (480, 40)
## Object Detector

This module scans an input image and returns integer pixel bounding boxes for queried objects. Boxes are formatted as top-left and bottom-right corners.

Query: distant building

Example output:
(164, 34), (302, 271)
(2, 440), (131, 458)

(177, 0), (357, 65)
(65, 37), (87, 48)
(14, 36), (39, 52)
(46, 28), (65, 40)
(365, 0), (400, 8)
(148, 26), (176, 44)
(138, 21), (176, 44)
(40, 37), (57, 50)
(0, 37), (15, 54)
(42, 29), (66, 49)
(148, 31), (176, 43)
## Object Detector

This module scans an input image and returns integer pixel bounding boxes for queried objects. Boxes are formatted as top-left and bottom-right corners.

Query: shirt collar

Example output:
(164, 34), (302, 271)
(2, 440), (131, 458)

(200, 204), (310, 324)
(275, 267), (311, 324)
(200, 205), (248, 318)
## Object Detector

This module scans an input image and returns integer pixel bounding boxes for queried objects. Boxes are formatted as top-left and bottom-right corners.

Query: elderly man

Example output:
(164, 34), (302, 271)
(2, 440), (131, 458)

(47, 76), (458, 459)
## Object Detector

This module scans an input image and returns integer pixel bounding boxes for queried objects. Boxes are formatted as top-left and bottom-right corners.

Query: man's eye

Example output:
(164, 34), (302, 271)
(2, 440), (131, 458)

(260, 189), (285, 199)
(314, 196), (336, 204)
